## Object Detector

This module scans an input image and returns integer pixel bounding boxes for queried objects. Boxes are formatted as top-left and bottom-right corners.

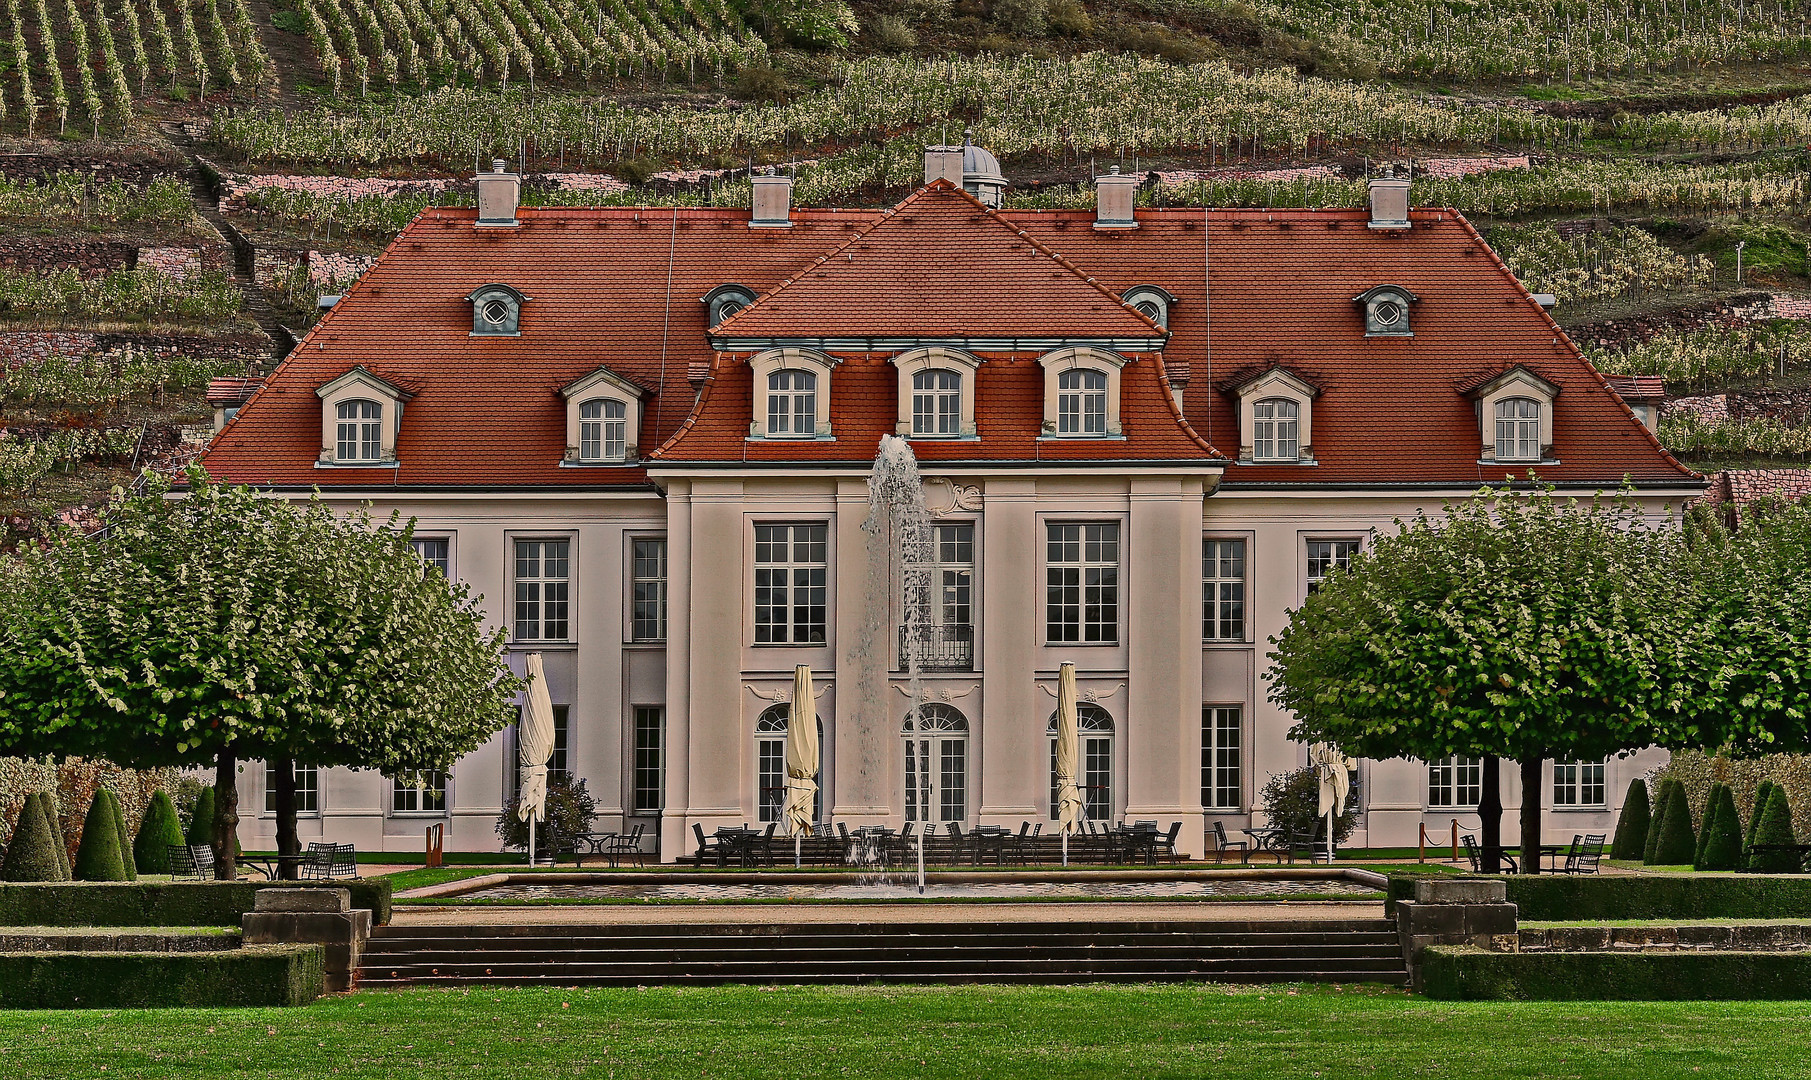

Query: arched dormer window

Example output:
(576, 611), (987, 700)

(1038, 347), (1127, 438)
(1252, 398), (1299, 461)
(894, 346), (982, 440)
(749, 348), (837, 440)
(912, 370), (961, 436)
(315, 366), (411, 467)
(336, 399), (382, 462)
(1495, 398), (1540, 461)
(1464, 365), (1559, 465)
(1354, 284), (1417, 338)
(560, 366), (645, 465)
(468, 284), (529, 336)
(1225, 366), (1319, 465)
(1120, 285), (1177, 330)
(701, 284), (756, 327)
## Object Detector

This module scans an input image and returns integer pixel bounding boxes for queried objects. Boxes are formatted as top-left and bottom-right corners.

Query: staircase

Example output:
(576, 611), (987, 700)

(358, 918), (1406, 987)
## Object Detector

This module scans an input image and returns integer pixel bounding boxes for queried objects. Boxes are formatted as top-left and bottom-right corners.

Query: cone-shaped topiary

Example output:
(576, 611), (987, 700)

(2, 793), (68, 882)
(1747, 780), (1777, 853)
(103, 789), (136, 882)
(72, 791), (128, 881)
(1651, 781), (1697, 866)
(1749, 786), (1801, 873)
(133, 790), (185, 875)
(1700, 785), (1746, 872)
(1695, 783), (1725, 866)
(184, 786), (215, 848)
(1644, 780), (1674, 864)
(1610, 778), (1651, 861)
(43, 792), (70, 880)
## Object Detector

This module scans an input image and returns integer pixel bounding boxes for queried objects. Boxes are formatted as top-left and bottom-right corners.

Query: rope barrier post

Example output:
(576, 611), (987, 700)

(1451, 819), (1460, 861)
(1418, 822), (1426, 864)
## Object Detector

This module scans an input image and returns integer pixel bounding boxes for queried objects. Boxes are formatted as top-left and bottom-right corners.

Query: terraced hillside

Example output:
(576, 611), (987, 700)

(4, 0), (1811, 548)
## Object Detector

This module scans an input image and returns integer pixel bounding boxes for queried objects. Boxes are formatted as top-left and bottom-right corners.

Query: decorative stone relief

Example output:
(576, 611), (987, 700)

(925, 477), (982, 515)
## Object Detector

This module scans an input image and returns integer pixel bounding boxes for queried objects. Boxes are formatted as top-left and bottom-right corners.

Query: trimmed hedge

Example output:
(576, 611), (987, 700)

(1421, 946), (1811, 1000)
(133, 791), (185, 875)
(1748, 779), (1778, 851)
(2, 793), (67, 882)
(1389, 872), (1811, 919)
(72, 791), (128, 882)
(0, 879), (393, 926)
(1749, 786), (1800, 873)
(0, 944), (323, 1008)
(1698, 786), (1745, 872)
(1651, 781), (1697, 865)
(106, 789), (137, 882)
(1693, 782), (1725, 867)
(185, 787), (215, 847)
(1609, 778), (1649, 861)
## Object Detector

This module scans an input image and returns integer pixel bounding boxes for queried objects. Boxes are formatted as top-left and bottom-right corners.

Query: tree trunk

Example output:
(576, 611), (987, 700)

(1480, 755), (1504, 874)
(213, 746), (239, 880)
(1520, 754), (1544, 875)
(273, 755), (299, 880)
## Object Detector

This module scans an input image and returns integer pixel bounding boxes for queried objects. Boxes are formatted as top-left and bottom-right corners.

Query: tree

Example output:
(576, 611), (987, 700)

(1269, 486), (1702, 874)
(2, 792), (66, 882)
(1609, 778), (1650, 861)
(1644, 779), (1675, 864)
(72, 790), (128, 881)
(1748, 786), (1800, 873)
(1651, 781), (1697, 865)
(133, 790), (184, 874)
(1698, 785), (1745, 872)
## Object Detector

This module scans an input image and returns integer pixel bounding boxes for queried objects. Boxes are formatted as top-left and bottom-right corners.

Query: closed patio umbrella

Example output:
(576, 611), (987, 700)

(784, 665), (819, 867)
(1310, 743), (1356, 863)
(518, 653), (556, 866)
(1054, 662), (1084, 868)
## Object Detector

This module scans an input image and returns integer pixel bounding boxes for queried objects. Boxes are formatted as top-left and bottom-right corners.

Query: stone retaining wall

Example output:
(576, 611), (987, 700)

(1513, 923), (1811, 952)
(0, 239), (135, 277)
(0, 331), (99, 367)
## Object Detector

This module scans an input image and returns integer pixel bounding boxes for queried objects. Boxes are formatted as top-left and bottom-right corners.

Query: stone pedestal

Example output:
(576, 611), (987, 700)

(1397, 878), (1518, 993)
(241, 888), (371, 992)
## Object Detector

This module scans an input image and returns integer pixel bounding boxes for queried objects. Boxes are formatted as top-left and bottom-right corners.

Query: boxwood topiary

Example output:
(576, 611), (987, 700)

(72, 791), (128, 882)
(184, 787), (215, 848)
(1695, 782), (1725, 867)
(1747, 780), (1777, 853)
(1644, 780), (1674, 864)
(1651, 781), (1697, 866)
(132, 791), (184, 875)
(43, 792), (70, 881)
(1610, 777), (1650, 861)
(102, 789), (136, 882)
(1699, 785), (1745, 872)
(2, 793), (67, 882)
(1748, 786), (1801, 873)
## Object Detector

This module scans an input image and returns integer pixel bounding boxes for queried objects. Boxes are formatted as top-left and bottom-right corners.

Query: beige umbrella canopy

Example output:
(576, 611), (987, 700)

(1054, 662), (1084, 865)
(518, 653), (556, 864)
(1310, 742), (1357, 862)
(784, 665), (819, 840)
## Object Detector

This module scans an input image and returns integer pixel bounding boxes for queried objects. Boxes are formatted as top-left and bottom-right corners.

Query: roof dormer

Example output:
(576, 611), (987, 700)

(315, 366), (413, 467)
(1463, 365), (1561, 465)
(1354, 284), (1417, 338)
(1121, 285), (1177, 330)
(1224, 365), (1321, 465)
(468, 283), (529, 336)
(701, 284), (757, 327)
(560, 367), (646, 464)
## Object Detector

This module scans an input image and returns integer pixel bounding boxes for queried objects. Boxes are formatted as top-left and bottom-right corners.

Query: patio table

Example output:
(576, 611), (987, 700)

(970, 826), (1013, 866)
(1243, 826), (1289, 861)
(713, 828), (760, 868)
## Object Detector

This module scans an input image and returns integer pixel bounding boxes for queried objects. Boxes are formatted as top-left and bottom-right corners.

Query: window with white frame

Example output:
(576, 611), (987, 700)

(904, 704), (969, 825)
(335, 399), (382, 462)
(754, 524), (828, 644)
(631, 538), (667, 642)
(1553, 758), (1607, 807)
(633, 706), (664, 813)
(514, 540), (571, 641)
(1047, 523), (1119, 644)
(1428, 756), (1483, 809)
(410, 537), (449, 576)
(1203, 539), (1246, 641)
(766, 370), (817, 437)
(1306, 539), (1360, 594)
(1048, 705), (1115, 822)
(1202, 707), (1242, 810)
(579, 399), (627, 462)
(1056, 369), (1108, 435)
(392, 771), (447, 813)
(264, 763), (318, 814)
(935, 524), (974, 629)
(756, 705), (822, 823)
(1252, 399), (1299, 462)
(912, 369), (962, 437)
(1495, 397), (1541, 462)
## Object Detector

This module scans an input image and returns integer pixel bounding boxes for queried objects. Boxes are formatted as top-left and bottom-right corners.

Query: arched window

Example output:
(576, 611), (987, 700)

(468, 284), (528, 336)
(335, 399), (382, 462)
(902, 704), (969, 824)
(1495, 397), (1540, 461)
(911, 369), (961, 437)
(1056, 369), (1108, 435)
(755, 704), (823, 823)
(1252, 398), (1300, 461)
(1047, 704), (1115, 822)
(578, 399), (627, 461)
(766, 370), (817, 437)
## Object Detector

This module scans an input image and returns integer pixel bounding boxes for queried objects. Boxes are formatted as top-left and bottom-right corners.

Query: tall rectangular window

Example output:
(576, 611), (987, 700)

(935, 524), (974, 627)
(753, 524), (828, 644)
(1046, 523), (1119, 643)
(265, 763), (319, 814)
(1495, 398), (1541, 461)
(757, 737), (786, 822)
(1428, 756), (1482, 809)
(1553, 759), (1606, 807)
(1252, 398), (1299, 461)
(1056, 369), (1108, 435)
(1202, 707), (1242, 810)
(633, 707), (664, 813)
(392, 771), (447, 813)
(1306, 539), (1360, 593)
(410, 537), (450, 576)
(912, 369), (961, 436)
(1203, 539), (1246, 641)
(631, 538), (668, 642)
(335, 399), (381, 461)
(510, 705), (570, 800)
(766, 370), (816, 437)
(514, 539), (571, 641)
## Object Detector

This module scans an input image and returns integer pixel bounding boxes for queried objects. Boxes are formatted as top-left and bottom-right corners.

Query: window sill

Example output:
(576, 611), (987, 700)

(1042, 641), (1121, 648)
(746, 434), (835, 443)
(315, 460), (399, 469)
(258, 812), (322, 819)
(1477, 458), (1560, 467)
(1552, 805), (1609, 813)
(907, 434), (981, 442)
(1036, 434), (1126, 442)
(511, 641), (578, 650)
(388, 810), (449, 817)
(1235, 458), (1316, 467)
(751, 641), (831, 649)
(1202, 639), (1253, 647)
(468, 331), (522, 338)
(625, 638), (668, 647)
(561, 459), (636, 468)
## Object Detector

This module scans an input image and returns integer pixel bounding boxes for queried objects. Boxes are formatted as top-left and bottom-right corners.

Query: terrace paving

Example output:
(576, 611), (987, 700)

(391, 899), (1385, 926)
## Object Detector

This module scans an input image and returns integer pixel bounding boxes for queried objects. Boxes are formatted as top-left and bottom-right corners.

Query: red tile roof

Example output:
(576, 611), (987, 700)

(1603, 375), (1667, 402)
(206, 377), (264, 407)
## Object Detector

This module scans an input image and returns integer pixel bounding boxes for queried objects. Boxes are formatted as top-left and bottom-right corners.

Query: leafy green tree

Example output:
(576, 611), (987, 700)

(104, 788), (136, 882)
(1610, 778), (1650, 861)
(184, 787), (215, 848)
(2, 792), (66, 882)
(1644, 779), (1675, 864)
(1269, 487), (1701, 873)
(1699, 785), (1745, 871)
(133, 790), (184, 874)
(1749, 786), (1800, 872)
(72, 790), (127, 881)
(1651, 781), (1697, 865)
(0, 474), (522, 879)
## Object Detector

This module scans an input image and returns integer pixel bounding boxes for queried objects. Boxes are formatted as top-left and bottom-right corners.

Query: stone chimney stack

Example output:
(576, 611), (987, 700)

(924, 145), (964, 188)
(1367, 166), (1411, 230)
(1093, 165), (1138, 230)
(750, 168), (794, 228)
(475, 159), (520, 228)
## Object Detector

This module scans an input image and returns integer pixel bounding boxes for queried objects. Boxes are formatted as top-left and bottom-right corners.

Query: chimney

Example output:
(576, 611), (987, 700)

(750, 167), (793, 228)
(475, 159), (520, 228)
(1367, 166), (1410, 230)
(1093, 165), (1138, 230)
(924, 145), (963, 188)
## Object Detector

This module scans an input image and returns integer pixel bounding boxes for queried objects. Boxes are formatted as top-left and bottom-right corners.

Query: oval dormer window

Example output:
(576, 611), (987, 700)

(1355, 284), (1417, 338)
(467, 284), (528, 336)
(1373, 299), (1403, 327)
(1120, 285), (1176, 331)
(702, 283), (756, 327)
(481, 298), (511, 326)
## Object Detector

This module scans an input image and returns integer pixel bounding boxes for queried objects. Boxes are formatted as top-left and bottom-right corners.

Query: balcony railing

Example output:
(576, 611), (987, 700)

(897, 623), (974, 672)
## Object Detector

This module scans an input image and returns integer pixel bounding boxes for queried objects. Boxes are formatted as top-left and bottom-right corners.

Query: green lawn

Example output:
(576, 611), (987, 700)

(3, 984), (1810, 1078)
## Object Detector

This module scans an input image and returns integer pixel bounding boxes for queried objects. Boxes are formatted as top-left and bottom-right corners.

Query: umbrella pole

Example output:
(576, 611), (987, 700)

(917, 827), (925, 895)
(528, 816), (536, 868)
(794, 833), (801, 870)
(1325, 809), (1334, 864)
(1062, 830), (1068, 868)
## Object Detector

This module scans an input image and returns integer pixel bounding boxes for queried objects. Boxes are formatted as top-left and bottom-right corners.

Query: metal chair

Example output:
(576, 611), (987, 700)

(606, 823), (648, 868)
(1211, 821), (1250, 865)
(302, 842), (357, 879)
(945, 822), (967, 865)
(1461, 833), (1518, 874)
(169, 843), (214, 880)
(1152, 821), (1184, 864)
(691, 823), (720, 866)
(1562, 833), (1606, 875)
